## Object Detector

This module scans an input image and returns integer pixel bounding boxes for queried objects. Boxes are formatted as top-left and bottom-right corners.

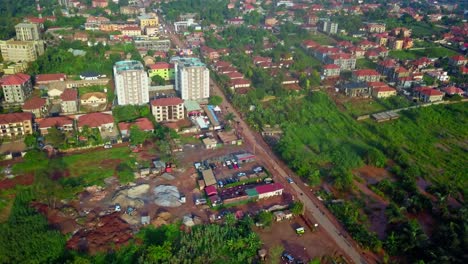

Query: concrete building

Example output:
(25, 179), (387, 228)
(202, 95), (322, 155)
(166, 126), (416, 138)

(22, 97), (48, 118)
(172, 57), (210, 100)
(148, 62), (175, 80)
(319, 20), (338, 34)
(15, 23), (41, 41)
(0, 39), (45, 62)
(137, 14), (159, 29)
(0, 112), (33, 138)
(0, 73), (32, 105)
(113, 60), (149, 105)
(134, 39), (171, 52)
(60, 89), (79, 114)
(151, 97), (185, 122)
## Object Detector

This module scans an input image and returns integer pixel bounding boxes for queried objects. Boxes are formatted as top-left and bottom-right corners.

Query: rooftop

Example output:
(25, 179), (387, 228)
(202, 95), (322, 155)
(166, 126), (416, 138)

(151, 97), (184, 107)
(171, 56), (206, 67)
(114, 60), (145, 72)
(78, 112), (114, 128)
(23, 97), (47, 110)
(38, 116), (74, 129)
(0, 73), (30, 86)
(0, 112), (33, 124)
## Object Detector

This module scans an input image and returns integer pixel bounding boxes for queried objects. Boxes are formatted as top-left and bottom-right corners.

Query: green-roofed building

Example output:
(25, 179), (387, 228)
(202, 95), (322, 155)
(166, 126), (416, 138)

(246, 188), (258, 198)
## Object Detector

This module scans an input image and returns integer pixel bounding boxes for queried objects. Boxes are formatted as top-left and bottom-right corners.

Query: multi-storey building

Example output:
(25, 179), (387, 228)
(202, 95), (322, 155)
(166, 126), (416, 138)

(137, 14), (159, 29)
(134, 39), (171, 52)
(324, 53), (356, 70)
(0, 39), (44, 62)
(0, 73), (32, 105)
(60, 89), (79, 114)
(322, 64), (341, 78)
(319, 20), (338, 34)
(352, 69), (381, 82)
(113, 60), (149, 105)
(365, 23), (386, 33)
(151, 97), (185, 122)
(15, 23), (41, 41)
(172, 57), (210, 100)
(148, 62), (175, 80)
(0, 112), (33, 138)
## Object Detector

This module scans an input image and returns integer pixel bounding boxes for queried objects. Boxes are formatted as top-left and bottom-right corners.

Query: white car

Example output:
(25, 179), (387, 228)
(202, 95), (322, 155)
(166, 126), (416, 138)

(104, 144), (112, 149)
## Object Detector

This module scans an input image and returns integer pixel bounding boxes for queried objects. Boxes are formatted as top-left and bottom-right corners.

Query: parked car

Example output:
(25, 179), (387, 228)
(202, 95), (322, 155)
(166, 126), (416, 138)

(232, 161), (239, 169)
(253, 166), (263, 173)
(218, 180), (224, 188)
(287, 177), (294, 184)
(237, 172), (246, 177)
(104, 144), (112, 149)
(281, 252), (295, 263)
(195, 198), (207, 205)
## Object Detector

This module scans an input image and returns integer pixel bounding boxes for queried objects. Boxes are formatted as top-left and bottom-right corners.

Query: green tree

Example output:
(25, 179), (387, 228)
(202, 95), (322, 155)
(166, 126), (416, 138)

(256, 211), (273, 227)
(268, 245), (284, 264)
(129, 125), (151, 145)
(208, 95), (223, 106)
(46, 126), (66, 147)
(23, 134), (36, 148)
(290, 201), (304, 216)
(151, 75), (166, 86)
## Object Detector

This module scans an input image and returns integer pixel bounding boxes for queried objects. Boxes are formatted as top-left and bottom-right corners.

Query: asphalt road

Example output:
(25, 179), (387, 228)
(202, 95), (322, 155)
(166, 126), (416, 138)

(164, 23), (368, 264)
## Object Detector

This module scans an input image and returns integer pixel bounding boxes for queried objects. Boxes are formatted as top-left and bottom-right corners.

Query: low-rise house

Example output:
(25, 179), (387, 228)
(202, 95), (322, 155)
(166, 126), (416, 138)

(322, 64), (341, 78)
(118, 117), (154, 137)
(151, 97), (185, 122)
(229, 78), (251, 90)
(200, 46), (220, 61)
(203, 137), (218, 149)
(358, 40), (379, 50)
(324, 53), (356, 70)
(442, 86), (464, 96)
(347, 46), (365, 58)
(365, 50), (379, 60)
(38, 116), (74, 135)
(341, 82), (370, 98)
(414, 87), (444, 103)
(352, 69), (380, 82)
(92, 0), (108, 8)
(35, 73), (67, 86)
(148, 62), (175, 80)
(22, 97), (48, 118)
(77, 112), (114, 131)
(371, 85), (397, 98)
(0, 73), (33, 105)
(122, 26), (141, 37)
(224, 71), (243, 80)
(448, 55), (467, 67)
(254, 183), (284, 199)
(80, 92), (107, 107)
(0, 112), (33, 138)
(60, 89), (79, 114)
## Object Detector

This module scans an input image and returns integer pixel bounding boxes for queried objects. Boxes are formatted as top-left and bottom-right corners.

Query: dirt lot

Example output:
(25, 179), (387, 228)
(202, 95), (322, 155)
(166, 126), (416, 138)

(256, 215), (341, 263)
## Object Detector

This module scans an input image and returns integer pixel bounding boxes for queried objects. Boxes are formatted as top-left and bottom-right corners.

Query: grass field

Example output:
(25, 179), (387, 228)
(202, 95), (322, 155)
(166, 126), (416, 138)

(389, 47), (458, 60)
(62, 147), (136, 185)
(308, 32), (336, 46)
(344, 96), (415, 116)
(355, 58), (378, 69)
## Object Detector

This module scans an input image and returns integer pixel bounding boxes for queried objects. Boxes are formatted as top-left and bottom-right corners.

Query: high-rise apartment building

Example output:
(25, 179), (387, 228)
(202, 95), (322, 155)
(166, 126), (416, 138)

(113, 60), (149, 105)
(15, 23), (41, 41)
(319, 19), (338, 35)
(0, 39), (45, 62)
(172, 57), (210, 100)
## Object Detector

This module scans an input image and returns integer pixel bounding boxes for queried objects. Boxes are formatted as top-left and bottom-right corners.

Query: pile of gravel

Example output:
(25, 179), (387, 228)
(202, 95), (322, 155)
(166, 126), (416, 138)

(153, 185), (182, 207)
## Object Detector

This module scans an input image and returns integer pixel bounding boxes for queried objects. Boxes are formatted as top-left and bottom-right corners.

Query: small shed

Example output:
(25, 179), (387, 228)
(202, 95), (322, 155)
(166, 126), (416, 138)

(209, 195), (221, 206)
(198, 179), (206, 190)
(202, 137), (218, 149)
(205, 185), (218, 196)
(235, 153), (255, 163)
(141, 215), (150, 225)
